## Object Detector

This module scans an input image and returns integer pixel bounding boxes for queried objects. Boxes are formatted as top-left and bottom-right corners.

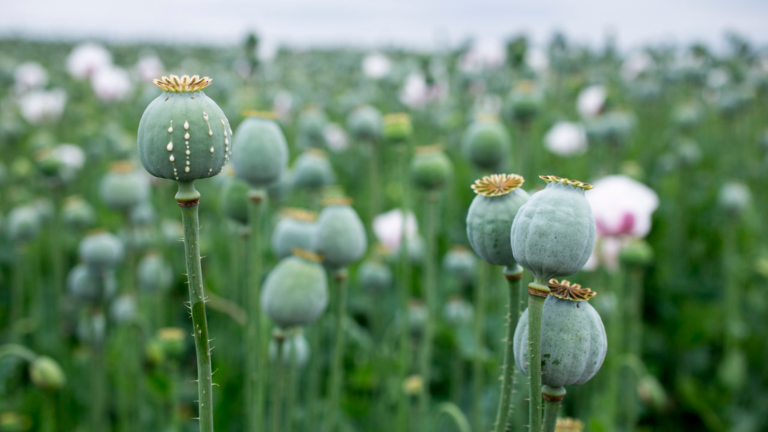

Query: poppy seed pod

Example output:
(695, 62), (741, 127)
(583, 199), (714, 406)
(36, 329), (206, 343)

(313, 197), (367, 269)
(29, 356), (66, 390)
(62, 196), (96, 231)
(271, 208), (318, 259)
(443, 296), (474, 326)
(292, 149), (335, 190)
(347, 105), (383, 142)
(461, 116), (511, 171)
(513, 280), (607, 388)
(157, 327), (187, 359)
(78, 231), (124, 271)
(220, 175), (250, 225)
(269, 331), (310, 368)
(99, 162), (150, 211)
(137, 252), (174, 293)
(261, 250), (329, 329)
(442, 246), (477, 286)
(297, 106), (328, 148)
(137, 75), (232, 181)
(6, 205), (42, 243)
(504, 80), (543, 124)
(467, 174), (529, 267)
(66, 264), (117, 302)
(410, 145), (452, 190)
(232, 113), (289, 187)
(383, 112), (413, 143)
(357, 259), (392, 291)
(511, 176), (595, 281)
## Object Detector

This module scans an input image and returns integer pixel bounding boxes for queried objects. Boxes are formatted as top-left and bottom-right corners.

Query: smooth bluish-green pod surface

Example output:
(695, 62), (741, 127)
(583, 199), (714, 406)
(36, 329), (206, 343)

(269, 332), (310, 368)
(442, 246), (478, 286)
(410, 146), (453, 190)
(271, 208), (318, 259)
(467, 174), (529, 267)
(261, 251), (329, 329)
(511, 176), (595, 281)
(66, 264), (117, 302)
(292, 149), (335, 190)
(357, 259), (392, 291)
(461, 117), (511, 171)
(297, 106), (328, 148)
(137, 252), (173, 293)
(313, 198), (367, 269)
(78, 231), (124, 271)
(137, 75), (232, 182)
(232, 114), (289, 187)
(62, 196), (96, 231)
(347, 105), (383, 142)
(6, 205), (41, 243)
(513, 280), (607, 387)
(99, 162), (150, 211)
(220, 174), (250, 225)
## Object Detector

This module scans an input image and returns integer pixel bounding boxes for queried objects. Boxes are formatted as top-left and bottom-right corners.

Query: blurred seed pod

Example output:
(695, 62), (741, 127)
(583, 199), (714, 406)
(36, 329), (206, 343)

(383, 113), (413, 143)
(137, 74), (232, 181)
(347, 105), (383, 142)
(313, 198), (367, 270)
(29, 356), (66, 390)
(619, 238), (654, 267)
(442, 246), (478, 286)
(137, 252), (173, 293)
(78, 231), (124, 271)
(504, 80), (543, 124)
(443, 296), (474, 327)
(5, 205), (41, 243)
(66, 264), (118, 303)
(410, 145), (452, 191)
(109, 295), (137, 324)
(292, 149), (335, 191)
(408, 299), (428, 338)
(271, 208), (317, 259)
(297, 106), (328, 149)
(161, 219), (184, 246)
(261, 250), (329, 329)
(232, 114), (289, 187)
(554, 417), (584, 432)
(672, 101), (703, 131)
(99, 162), (150, 212)
(31, 198), (54, 223)
(718, 180), (751, 215)
(0, 411), (31, 431)
(674, 138), (702, 168)
(461, 116), (510, 171)
(357, 259), (392, 291)
(220, 174), (250, 225)
(129, 201), (157, 226)
(269, 331), (310, 368)
(76, 312), (106, 346)
(62, 196), (96, 231)
(157, 327), (187, 359)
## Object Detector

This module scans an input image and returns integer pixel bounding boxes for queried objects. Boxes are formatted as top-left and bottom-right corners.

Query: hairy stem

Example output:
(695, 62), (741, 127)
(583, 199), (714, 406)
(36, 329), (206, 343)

(527, 280), (550, 432)
(472, 262), (489, 432)
(492, 266), (523, 432)
(247, 189), (267, 432)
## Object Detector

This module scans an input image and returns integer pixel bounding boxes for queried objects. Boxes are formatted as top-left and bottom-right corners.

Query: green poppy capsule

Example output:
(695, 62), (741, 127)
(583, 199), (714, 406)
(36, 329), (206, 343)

(29, 356), (66, 390)
(442, 245), (478, 286)
(99, 161), (150, 211)
(410, 145), (452, 191)
(66, 264), (118, 303)
(357, 259), (392, 291)
(62, 195), (96, 231)
(383, 112), (413, 143)
(78, 231), (125, 271)
(137, 252), (174, 293)
(261, 250), (329, 329)
(347, 105), (383, 142)
(137, 75), (232, 181)
(220, 173), (251, 225)
(297, 106), (328, 149)
(313, 197), (367, 270)
(461, 115), (511, 171)
(5, 205), (41, 243)
(232, 112), (289, 187)
(271, 208), (318, 259)
(292, 149), (335, 190)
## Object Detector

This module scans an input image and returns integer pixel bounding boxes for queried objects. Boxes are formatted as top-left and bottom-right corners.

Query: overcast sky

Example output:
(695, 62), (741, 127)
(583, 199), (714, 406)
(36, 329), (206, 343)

(2, 0), (767, 51)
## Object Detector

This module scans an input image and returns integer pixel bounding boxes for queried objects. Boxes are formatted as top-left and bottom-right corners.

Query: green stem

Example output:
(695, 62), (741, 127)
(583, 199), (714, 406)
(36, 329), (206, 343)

(169, 361), (181, 432)
(472, 262), (489, 432)
(0, 344), (37, 362)
(605, 269), (624, 426)
(435, 402), (472, 432)
(285, 340), (299, 432)
(175, 181), (214, 432)
(368, 139), (381, 228)
(11, 243), (26, 337)
(247, 188), (266, 432)
(492, 266), (523, 432)
(326, 269), (349, 432)
(418, 192), (439, 429)
(528, 280), (550, 432)
(624, 267), (644, 432)
(541, 386), (565, 432)
(396, 143), (412, 431)
(305, 326), (322, 430)
(271, 333), (286, 432)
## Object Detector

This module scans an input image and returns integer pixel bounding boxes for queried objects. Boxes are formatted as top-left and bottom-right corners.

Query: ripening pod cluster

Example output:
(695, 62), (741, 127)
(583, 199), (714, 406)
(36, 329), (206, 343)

(467, 174), (529, 268)
(99, 161), (150, 212)
(271, 208), (318, 259)
(514, 280), (607, 387)
(410, 145), (453, 191)
(462, 115), (511, 171)
(511, 176), (596, 281)
(347, 105), (383, 142)
(137, 75), (232, 181)
(232, 112), (289, 188)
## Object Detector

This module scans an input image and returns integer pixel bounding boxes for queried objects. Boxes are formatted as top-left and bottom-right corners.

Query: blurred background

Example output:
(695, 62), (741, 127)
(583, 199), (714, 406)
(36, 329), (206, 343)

(1, 1), (767, 432)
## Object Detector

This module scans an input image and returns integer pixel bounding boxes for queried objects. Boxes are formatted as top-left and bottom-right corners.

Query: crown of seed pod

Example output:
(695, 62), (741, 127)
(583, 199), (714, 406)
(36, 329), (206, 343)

(137, 75), (232, 181)
(297, 106), (328, 149)
(467, 174), (529, 267)
(383, 112), (413, 142)
(261, 249), (329, 329)
(62, 196), (96, 231)
(66, 264), (118, 303)
(357, 258), (393, 291)
(513, 279), (606, 388)
(137, 252), (173, 293)
(78, 231), (125, 272)
(292, 149), (336, 190)
(29, 356), (66, 390)
(410, 145), (453, 190)
(271, 208), (318, 259)
(555, 418), (585, 432)
(312, 197), (367, 270)
(268, 331), (311, 368)
(5, 205), (41, 243)
(511, 176), (596, 281)
(347, 105), (384, 142)
(461, 115), (511, 171)
(99, 161), (150, 211)
(220, 173), (250, 225)
(442, 245), (478, 286)
(232, 112), (289, 187)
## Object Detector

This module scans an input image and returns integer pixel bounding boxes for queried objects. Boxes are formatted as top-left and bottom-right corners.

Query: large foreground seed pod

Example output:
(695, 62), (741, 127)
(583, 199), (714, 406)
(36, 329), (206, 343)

(232, 113), (289, 187)
(511, 176), (595, 281)
(297, 106), (328, 148)
(383, 112), (413, 143)
(261, 250), (329, 329)
(99, 161), (150, 211)
(137, 252), (173, 293)
(313, 198), (367, 269)
(137, 75), (232, 181)
(442, 245), (478, 286)
(292, 149), (335, 190)
(467, 174), (529, 267)
(410, 145), (453, 190)
(461, 116), (511, 171)
(357, 259), (392, 291)
(220, 174), (250, 225)
(513, 280), (607, 387)
(347, 105), (383, 142)
(66, 264), (117, 302)
(78, 231), (124, 272)
(271, 208), (318, 259)
(6, 205), (41, 243)
(269, 331), (311, 368)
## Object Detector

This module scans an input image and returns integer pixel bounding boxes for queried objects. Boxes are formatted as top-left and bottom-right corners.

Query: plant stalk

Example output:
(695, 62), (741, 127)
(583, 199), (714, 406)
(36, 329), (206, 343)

(527, 280), (550, 432)
(247, 188), (267, 432)
(541, 386), (566, 432)
(492, 266), (523, 432)
(326, 268), (349, 432)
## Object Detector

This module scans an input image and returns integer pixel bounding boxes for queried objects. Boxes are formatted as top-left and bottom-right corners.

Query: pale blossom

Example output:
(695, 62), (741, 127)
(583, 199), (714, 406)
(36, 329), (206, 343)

(18, 89), (66, 124)
(135, 55), (163, 82)
(543, 121), (588, 156)
(577, 85), (606, 118)
(399, 72), (446, 109)
(259, 39), (278, 63)
(273, 91), (294, 120)
(52, 144), (86, 172)
(14, 62), (48, 92)
(373, 209), (418, 253)
(66, 43), (112, 79)
(525, 47), (549, 74)
(362, 52), (391, 79)
(323, 123), (348, 152)
(458, 40), (505, 73)
(621, 51), (655, 82)
(91, 66), (132, 102)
